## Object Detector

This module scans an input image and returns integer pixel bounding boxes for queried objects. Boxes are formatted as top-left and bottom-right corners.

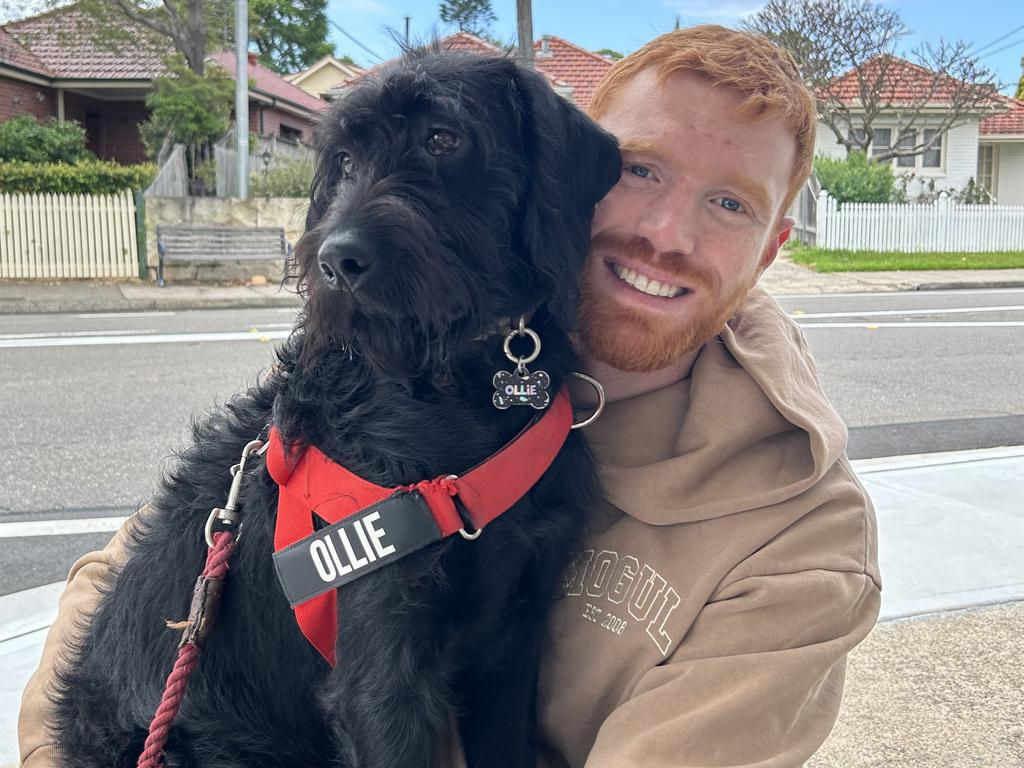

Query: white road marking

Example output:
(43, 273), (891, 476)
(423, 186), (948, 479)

(773, 287), (1024, 299)
(797, 321), (1024, 328)
(0, 517), (129, 538)
(0, 329), (157, 340)
(75, 311), (176, 318)
(0, 329), (290, 348)
(791, 305), (1024, 319)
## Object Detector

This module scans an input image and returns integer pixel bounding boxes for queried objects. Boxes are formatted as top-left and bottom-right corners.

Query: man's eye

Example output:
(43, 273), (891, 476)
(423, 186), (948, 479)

(715, 197), (744, 213)
(338, 152), (355, 179)
(627, 164), (652, 178)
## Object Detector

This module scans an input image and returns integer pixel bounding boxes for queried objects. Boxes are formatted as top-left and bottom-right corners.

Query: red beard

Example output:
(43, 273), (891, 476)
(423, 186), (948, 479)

(577, 231), (755, 373)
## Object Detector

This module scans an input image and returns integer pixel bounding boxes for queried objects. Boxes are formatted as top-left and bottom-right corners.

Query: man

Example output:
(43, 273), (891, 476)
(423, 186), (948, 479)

(20, 25), (880, 767)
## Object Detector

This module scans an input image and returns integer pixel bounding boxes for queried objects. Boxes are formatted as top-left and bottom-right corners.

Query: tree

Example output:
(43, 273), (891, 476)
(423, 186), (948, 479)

(438, 0), (496, 37)
(745, 0), (1002, 164)
(595, 48), (623, 60)
(1017, 56), (1023, 100)
(250, 0), (333, 74)
(140, 55), (234, 192)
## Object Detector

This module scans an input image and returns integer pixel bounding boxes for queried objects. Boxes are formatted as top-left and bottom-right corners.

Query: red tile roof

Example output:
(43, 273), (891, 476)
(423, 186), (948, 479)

(334, 32), (569, 94)
(0, 26), (52, 76)
(209, 51), (329, 114)
(3, 6), (167, 79)
(823, 54), (994, 107)
(980, 95), (1024, 136)
(532, 35), (613, 110)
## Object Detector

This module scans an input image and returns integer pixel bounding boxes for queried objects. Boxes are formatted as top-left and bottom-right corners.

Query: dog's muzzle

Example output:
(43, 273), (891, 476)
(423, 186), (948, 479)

(317, 231), (376, 291)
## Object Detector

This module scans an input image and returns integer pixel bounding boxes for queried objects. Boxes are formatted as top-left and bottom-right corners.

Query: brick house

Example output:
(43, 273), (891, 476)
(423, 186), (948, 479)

(0, 4), (328, 165)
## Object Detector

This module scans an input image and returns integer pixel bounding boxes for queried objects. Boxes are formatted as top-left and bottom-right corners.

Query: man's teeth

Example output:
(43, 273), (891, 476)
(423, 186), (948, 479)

(611, 264), (687, 298)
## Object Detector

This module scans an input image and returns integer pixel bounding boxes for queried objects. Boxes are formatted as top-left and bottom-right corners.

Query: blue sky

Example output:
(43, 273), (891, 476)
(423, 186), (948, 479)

(327, 0), (1024, 96)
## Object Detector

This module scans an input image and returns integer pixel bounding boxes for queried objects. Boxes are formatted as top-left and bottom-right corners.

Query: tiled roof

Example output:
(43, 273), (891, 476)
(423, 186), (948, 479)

(980, 95), (1024, 136)
(3, 6), (166, 79)
(823, 55), (992, 107)
(532, 35), (613, 110)
(0, 26), (52, 76)
(209, 51), (330, 114)
(332, 32), (569, 94)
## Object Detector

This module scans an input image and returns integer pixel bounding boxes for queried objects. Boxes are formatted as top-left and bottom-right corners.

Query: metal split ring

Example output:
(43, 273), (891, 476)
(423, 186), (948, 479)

(569, 372), (606, 430)
(503, 318), (541, 367)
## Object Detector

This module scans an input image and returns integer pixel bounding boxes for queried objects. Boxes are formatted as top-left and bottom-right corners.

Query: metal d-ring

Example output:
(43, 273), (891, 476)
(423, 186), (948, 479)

(569, 372), (606, 430)
(503, 319), (541, 367)
(443, 473), (482, 541)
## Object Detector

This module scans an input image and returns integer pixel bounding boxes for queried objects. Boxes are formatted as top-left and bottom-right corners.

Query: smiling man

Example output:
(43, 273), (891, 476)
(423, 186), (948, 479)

(532, 25), (881, 768)
(19, 26), (879, 768)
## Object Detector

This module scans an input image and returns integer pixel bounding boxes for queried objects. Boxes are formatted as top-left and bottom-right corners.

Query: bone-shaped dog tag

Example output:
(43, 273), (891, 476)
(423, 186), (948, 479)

(492, 370), (551, 410)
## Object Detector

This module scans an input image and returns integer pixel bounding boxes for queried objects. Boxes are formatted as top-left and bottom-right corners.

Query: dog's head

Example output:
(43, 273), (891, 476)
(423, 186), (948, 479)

(293, 48), (621, 374)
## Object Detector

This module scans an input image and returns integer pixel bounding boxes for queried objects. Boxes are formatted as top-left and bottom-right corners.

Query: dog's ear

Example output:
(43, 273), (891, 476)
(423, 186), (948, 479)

(512, 67), (621, 330)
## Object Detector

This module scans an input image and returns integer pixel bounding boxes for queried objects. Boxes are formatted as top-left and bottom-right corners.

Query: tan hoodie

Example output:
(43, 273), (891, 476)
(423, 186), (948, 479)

(19, 287), (880, 768)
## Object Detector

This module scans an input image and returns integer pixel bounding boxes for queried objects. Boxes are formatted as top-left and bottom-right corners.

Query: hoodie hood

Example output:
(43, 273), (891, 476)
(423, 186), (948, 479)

(583, 287), (848, 525)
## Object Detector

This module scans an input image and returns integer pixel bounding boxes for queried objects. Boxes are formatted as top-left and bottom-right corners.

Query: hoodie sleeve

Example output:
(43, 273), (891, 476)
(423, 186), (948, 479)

(18, 514), (137, 768)
(580, 567), (881, 768)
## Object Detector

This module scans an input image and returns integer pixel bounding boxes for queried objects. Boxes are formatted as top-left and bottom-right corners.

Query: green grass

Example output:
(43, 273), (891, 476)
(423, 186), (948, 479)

(787, 245), (1024, 272)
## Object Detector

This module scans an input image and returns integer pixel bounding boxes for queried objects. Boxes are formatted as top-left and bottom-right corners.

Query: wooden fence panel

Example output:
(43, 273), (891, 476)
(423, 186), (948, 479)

(0, 190), (138, 278)
(816, 191), (1024, 252)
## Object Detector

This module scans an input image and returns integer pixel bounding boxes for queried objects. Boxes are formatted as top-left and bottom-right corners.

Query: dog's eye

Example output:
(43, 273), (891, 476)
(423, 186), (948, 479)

(338, 152), (355, 179)
(426, 130), (460, 156)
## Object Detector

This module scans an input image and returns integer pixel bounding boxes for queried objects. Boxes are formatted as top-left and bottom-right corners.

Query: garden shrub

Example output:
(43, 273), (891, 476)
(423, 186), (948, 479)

(0, 116), (94, 164)
(0, 160), (157, 194)
(249, 155), (315, 198)
(814, 151), (901, 204)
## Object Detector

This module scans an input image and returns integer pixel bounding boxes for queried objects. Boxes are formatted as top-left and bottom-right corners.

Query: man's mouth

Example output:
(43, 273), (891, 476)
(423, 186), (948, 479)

(609, 262), (691, 298)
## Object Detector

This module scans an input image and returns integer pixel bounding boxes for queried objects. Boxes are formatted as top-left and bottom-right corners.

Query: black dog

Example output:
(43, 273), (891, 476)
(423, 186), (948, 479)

(54, 48), (620, 768)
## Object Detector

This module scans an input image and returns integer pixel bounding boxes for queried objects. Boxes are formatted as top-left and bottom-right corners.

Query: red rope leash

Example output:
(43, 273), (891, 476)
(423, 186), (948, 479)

(136, 531), (237, 768)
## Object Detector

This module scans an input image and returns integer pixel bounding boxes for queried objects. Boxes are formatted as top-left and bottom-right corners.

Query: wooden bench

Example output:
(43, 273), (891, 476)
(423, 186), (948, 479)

(155, 225), (293, 286)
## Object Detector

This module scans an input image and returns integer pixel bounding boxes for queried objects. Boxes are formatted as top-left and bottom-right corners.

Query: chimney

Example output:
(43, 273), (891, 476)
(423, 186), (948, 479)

(247, 52), (257, 66)
(539, 35), (551, 57)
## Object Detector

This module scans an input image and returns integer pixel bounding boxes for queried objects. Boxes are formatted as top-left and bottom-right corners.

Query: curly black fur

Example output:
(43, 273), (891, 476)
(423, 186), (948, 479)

(53, 48), (620, 768)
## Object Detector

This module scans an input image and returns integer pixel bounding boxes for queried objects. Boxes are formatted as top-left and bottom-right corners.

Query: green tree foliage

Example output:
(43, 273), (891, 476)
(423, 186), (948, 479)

(1017, 56), (1023, 100)
(140, 56), (234, 156)
(0, 116), (94, 164)
(595, 48), (623, 60)
(439, 0), (496, 36)
(250, 154), (315, 197)
(250, 0), (334, 74)
(0, 159), (156, 193)
(814, 151), (901, 204)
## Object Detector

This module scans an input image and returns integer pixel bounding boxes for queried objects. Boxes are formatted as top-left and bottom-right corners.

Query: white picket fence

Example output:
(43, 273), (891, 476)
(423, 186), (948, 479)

(816, 192), (1024, 252)
(0, 189), (139, 278)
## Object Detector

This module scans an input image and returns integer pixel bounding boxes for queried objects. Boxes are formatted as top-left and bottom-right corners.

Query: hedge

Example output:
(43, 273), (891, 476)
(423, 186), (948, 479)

(0, 160), (157, 194)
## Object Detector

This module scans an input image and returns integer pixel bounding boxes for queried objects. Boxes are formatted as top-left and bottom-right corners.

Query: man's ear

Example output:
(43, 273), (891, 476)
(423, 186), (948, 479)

(759, 215), (795, 273)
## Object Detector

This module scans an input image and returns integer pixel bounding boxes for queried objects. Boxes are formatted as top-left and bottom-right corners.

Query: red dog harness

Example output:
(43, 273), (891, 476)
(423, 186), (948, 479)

(267, 388), (573, 666)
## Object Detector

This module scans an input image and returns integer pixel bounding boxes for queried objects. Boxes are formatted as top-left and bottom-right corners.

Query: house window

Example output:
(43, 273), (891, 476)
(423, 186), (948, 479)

(871, 128), (891, 158)
(922, 129), (942, 168)
(977, 145), (995, 194)
(279, 124), (302, 143)
(896, 130), (916, 168)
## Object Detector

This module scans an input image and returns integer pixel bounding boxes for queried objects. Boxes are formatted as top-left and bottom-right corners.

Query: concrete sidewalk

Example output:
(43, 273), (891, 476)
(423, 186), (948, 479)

(2, 445), (1023, 765)
(1, 251), (1024, 316)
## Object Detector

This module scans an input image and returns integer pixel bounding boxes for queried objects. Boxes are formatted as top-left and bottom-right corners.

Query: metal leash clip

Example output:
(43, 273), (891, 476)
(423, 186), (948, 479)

(204, 438), (269, 547)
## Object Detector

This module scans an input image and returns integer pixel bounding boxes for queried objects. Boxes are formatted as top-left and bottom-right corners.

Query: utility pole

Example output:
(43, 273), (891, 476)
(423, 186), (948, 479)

(516, 0), (533, 66)
(235, 0), (249, 199)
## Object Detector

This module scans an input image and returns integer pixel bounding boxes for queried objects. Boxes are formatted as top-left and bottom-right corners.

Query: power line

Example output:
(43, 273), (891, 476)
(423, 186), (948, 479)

(968, 24), (1024, 57)
(329, 19), (386, 63)
(977, 36), (1024, 62)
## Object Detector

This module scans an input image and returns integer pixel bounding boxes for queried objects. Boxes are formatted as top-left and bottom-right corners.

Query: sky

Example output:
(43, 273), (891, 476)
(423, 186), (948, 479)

(326, 0), (1024, 96)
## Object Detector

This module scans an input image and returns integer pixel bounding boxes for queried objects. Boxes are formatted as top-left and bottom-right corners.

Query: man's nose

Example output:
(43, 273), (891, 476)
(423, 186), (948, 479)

(634, 193), (696, 256)
(317, 231), (376, 291)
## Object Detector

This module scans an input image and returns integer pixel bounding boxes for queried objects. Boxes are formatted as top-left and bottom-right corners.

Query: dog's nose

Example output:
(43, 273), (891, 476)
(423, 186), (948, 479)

(317, 232), (376, 291)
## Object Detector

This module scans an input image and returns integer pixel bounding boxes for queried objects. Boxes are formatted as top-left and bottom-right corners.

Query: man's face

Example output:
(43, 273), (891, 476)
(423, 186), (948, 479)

(578, 69), (797, 373)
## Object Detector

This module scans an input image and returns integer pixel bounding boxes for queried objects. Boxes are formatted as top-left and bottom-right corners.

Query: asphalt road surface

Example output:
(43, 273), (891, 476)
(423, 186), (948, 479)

(1, 288), (1021, 595)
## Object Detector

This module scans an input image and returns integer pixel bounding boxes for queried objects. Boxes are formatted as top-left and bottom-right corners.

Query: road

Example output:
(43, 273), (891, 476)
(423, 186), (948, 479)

(0, 289), (1022, 595)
